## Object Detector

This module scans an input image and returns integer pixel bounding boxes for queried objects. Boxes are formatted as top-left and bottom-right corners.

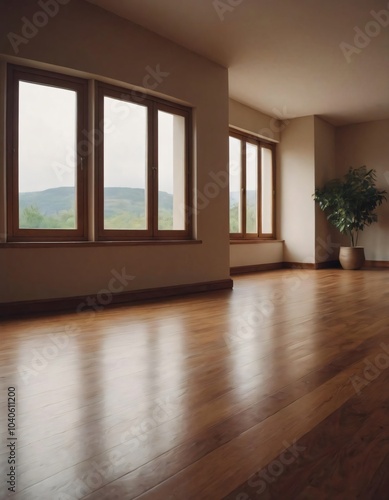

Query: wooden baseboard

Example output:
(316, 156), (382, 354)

(0, 279), (234, 318)
(231, 261), (340, 274)
(230, 263), (283, 275)
(283, 262), (316, 270)
(283, 261), (340, 270)
(315, 260), (342, 269)
(363, 260), (389, 269)
(3, 259), (388, 318)
(284, 260), (389, 270)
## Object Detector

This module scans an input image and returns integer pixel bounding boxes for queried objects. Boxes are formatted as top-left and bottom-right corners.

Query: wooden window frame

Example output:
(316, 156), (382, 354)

(95, 82), (192, 241)
(6, 64), (88, 242)
(229, 128), (276, 240)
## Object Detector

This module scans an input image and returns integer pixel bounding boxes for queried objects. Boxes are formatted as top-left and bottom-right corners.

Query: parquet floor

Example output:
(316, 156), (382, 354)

(1, 268), (389, 499)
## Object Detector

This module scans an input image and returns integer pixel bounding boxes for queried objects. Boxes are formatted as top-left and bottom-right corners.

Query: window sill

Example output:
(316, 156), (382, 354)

(0, 240), (203, 249)
(230, 239), (284, 244)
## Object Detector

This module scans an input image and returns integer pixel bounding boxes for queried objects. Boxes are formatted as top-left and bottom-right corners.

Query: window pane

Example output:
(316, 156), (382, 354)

(18, 81), (77, 229)
(104, 97), (148, 230)
(261, 147), (273, 234)
(158, 110), (186, 230)
(229, 137), (242, 233)
(246, 143), (258, 234)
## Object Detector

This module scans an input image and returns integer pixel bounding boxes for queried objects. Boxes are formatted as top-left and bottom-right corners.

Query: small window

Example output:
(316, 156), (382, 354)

(7, 65), (88, 242)
(229, 129), (275, 239)
(95, 83), (192, 240)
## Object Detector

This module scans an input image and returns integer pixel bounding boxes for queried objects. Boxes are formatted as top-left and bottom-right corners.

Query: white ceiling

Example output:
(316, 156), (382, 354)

(86, 0), (389, 126)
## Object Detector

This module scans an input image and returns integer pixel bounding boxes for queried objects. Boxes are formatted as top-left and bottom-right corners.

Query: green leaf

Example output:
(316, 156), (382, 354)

(313, 166), (387, 238)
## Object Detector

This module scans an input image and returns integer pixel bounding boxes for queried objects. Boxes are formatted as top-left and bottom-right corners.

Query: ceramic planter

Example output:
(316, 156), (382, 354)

(339, 246), (365, 270)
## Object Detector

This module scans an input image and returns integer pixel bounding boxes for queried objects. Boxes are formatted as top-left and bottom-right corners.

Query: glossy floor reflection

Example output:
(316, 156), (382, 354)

(1, 269), (389, 499)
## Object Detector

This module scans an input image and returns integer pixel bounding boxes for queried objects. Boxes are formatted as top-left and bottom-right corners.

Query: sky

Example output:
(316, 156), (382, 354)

(19, 81), (77, 193)
(18, 82), (180, 195)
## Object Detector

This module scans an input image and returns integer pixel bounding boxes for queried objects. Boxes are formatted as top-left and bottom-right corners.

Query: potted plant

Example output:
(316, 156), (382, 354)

(313, 166), (387, 270)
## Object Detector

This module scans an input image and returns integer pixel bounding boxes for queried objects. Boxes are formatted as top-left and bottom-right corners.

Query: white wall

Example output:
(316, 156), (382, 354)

(314, 116), (339, 263)
(230, 242), (283, 267)
(335, 119), (389, 261)
(228, 99), (283, 268)
(278, 116), (315, 264)
(0, 0), (230, 303)
(229, 99), (281, 143)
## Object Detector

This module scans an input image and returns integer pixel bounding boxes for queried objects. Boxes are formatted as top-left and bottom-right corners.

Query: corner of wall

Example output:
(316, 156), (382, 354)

(0, 60), (6, 243)
(278, 116), (315, 264)
(229, 98), (280, 143)
(313, 116), (339, 263)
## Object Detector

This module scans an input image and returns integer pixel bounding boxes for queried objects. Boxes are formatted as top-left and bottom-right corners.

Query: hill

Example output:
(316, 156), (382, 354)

(19, 186), (173, 217)
(19, 187), (175, 229)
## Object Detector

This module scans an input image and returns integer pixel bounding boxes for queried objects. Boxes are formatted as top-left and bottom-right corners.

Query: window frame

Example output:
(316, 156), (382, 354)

(95, 81), (193, 241)
(229, 128), (276, 240)
(6, 64), (89, 242)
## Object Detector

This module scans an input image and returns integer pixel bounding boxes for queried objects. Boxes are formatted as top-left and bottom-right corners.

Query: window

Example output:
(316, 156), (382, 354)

(229, 129), (275, 239)
(7, 65), (88, 242)
(6, 65), (192, 243)
(95, 83), (192, 240)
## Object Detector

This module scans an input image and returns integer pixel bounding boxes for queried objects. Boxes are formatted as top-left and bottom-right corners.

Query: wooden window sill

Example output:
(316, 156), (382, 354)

(0, 240), (202, 249)
(230, 239), (284, 244)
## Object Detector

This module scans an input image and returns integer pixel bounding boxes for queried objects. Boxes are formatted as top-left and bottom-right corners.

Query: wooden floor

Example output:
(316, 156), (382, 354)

(1, 269), (389, 499)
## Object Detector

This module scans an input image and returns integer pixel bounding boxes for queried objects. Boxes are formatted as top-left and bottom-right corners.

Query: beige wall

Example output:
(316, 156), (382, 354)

(0, 60), (5, 243)
(230, 242), (283, 267)
(314, 116), (339, 263)
(278, 116), (315, 263)
(228, 99), (283, 267)
(335, 119), (389, 261)
(229, 99), (281, 143)
(0, 0), (230, 303)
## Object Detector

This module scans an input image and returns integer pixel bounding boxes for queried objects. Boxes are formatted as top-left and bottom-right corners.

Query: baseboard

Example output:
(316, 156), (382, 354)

(230, 263), (283, 275)
(315, 260), (342, 269)
(283, 262), (316, 269)
(231, 261), (340, 274)
(0, 279), (234, 318)
(283, 261), (340, 270)
(363, 260), (389, 268)
(285, 260), (389, 270)
(284, 260), (389, 270)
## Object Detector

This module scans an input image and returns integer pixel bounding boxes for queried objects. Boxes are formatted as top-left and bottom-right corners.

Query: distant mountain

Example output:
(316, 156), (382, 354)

(230, 190), (257, 205)
(19, 187), (76, 215)
(19, 187), (173, 216)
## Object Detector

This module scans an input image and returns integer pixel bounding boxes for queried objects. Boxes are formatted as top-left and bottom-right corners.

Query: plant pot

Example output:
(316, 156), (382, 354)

(339, 246), (365, 270)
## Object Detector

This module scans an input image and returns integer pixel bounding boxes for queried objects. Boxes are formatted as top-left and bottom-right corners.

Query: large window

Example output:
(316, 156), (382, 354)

(95, 83), (191, 240)
(7, 65), (88, 241)
(229, 130), (275, 239)
(6, 66), (192, 243)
